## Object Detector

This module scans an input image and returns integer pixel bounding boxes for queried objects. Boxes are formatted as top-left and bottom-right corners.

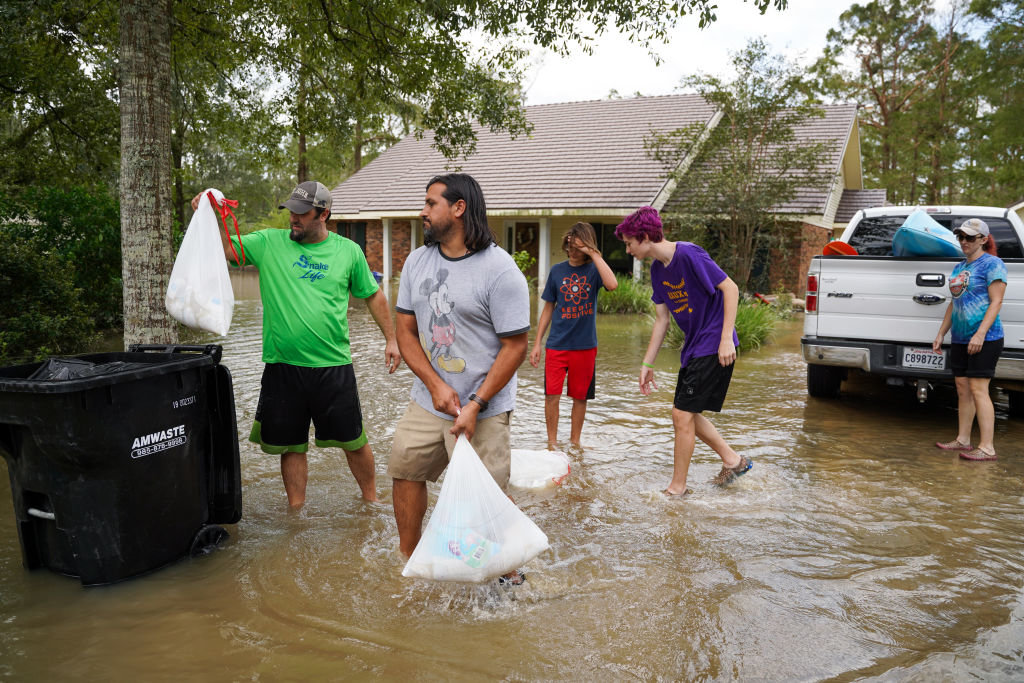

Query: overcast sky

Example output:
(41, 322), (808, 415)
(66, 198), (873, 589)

(519, 0), (911, 106)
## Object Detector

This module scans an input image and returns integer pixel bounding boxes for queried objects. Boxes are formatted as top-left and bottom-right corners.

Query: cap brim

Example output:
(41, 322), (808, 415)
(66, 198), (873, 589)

(280, 199), (314, 213)
(955, 229), (982, 237)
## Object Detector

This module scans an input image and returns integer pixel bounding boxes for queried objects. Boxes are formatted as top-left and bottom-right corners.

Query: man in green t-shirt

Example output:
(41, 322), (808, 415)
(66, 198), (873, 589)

(191, 181), (401, 508)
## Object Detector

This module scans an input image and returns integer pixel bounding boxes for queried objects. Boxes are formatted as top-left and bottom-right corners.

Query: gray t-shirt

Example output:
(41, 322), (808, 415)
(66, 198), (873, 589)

(396, 243), (530, 420)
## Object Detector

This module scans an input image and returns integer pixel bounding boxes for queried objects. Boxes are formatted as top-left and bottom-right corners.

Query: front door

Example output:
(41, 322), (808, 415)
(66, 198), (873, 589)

(513, 222), (540, 281)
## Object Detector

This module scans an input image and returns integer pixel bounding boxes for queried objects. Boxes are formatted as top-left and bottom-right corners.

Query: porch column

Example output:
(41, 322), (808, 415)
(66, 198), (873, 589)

(538, 217), (551, 293)
(382, 217), (392, 298)
(410, 218), (420, 251)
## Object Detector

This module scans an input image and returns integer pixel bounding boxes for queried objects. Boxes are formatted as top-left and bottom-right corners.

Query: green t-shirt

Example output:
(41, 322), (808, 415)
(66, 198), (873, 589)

(231, 230), (379, 367)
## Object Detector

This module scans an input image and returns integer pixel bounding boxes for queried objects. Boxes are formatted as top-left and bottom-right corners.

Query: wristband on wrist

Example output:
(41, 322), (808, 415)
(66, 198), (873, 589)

(641, 361), (655, 368)
(468, 393), (489, 410)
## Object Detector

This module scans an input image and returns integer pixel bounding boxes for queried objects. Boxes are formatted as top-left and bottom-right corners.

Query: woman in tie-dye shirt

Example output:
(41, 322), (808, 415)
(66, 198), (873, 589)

(933, 218), (1007, 461)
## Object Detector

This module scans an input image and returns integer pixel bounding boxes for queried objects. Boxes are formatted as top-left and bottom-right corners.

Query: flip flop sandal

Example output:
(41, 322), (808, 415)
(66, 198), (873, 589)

(959, 448), (997, 461)
(936, 439), (972, 450)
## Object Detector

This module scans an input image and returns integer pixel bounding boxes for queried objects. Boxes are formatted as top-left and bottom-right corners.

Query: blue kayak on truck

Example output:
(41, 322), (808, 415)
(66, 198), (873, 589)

(892, 209), (964, 257)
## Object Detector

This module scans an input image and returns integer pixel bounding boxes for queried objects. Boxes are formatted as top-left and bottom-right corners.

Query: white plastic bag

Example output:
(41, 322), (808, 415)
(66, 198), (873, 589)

(166, 188), (235, 336)
(509, 449), (571, 489)
(402, 437), (549, 583)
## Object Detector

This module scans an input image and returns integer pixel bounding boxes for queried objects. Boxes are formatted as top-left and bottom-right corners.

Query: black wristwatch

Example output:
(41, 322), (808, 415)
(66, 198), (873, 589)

(468, 393), (489, 410)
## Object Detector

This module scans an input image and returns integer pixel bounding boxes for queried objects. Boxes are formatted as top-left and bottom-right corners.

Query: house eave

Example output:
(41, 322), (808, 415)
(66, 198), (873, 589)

(330, 207), (651, 221)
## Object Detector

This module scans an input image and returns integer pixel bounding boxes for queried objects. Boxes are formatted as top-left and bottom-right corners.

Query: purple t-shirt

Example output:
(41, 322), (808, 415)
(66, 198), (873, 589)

(650, 242), (738, 369)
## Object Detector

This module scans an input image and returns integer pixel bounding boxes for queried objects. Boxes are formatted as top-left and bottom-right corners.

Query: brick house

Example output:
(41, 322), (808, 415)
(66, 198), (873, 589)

(328, 94), (880, 297)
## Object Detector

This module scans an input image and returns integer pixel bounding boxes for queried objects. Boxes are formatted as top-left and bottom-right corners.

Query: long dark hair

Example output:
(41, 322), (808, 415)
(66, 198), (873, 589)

(425, 173), (495, 252)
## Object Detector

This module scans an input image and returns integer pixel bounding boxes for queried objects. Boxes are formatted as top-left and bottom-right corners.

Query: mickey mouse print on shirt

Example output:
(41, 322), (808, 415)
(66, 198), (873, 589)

(419, 268), (466, 373)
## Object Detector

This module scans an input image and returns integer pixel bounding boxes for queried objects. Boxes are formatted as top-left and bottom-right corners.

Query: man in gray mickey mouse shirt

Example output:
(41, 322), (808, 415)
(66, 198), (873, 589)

(387, 173), (530, 568)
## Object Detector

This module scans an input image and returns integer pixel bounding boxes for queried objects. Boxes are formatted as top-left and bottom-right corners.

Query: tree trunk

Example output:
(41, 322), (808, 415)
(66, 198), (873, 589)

(119, 0), (177, 347)
(297, 129), (308, 184)
(296, 72), (308, 183)
(354, 119), (363, 171)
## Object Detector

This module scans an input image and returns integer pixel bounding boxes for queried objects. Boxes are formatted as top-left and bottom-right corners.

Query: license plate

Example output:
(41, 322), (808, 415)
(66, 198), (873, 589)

(902, 347), (946, 370)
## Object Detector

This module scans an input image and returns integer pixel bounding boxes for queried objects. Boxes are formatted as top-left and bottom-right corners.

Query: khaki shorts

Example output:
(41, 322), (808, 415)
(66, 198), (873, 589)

(387, 402), (511, 487)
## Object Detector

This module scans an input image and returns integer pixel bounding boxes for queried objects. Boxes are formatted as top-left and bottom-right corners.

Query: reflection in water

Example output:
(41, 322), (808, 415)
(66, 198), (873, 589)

(0, 270), (1022, 679)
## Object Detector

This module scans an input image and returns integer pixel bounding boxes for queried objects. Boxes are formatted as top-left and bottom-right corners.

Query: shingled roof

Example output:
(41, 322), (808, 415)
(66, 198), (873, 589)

(835, 188), (888, 224)
(331, 94), (717, 217)
(330, 96), (858, 219)
(662, 102), (858, 217)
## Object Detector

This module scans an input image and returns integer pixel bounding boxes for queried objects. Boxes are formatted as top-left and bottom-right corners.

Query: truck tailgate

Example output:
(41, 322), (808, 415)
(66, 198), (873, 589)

(809, 256), (1024, 350)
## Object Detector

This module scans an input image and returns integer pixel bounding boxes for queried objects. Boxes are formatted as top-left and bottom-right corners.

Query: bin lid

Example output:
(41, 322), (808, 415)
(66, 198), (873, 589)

(0, 349), (218, 394)
(29, 358), (154, 381)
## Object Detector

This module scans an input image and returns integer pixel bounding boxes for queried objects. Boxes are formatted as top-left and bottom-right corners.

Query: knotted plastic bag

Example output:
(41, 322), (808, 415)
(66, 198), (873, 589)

(509, 449), (571, 489)
(166, 188), (235, 336)
(402, 437), (549, 582)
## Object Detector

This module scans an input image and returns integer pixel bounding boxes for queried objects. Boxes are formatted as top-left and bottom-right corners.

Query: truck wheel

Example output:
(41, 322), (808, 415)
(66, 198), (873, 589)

(807, 364), (844, 398)
(1008, 391), (1024, 419)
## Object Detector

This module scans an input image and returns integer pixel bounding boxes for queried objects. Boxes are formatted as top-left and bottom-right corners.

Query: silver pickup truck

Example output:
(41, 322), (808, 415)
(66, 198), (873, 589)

(801, 205), (1024, 415)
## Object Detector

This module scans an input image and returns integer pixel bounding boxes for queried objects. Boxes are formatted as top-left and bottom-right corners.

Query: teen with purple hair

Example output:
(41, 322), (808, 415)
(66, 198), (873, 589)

(615, 206), (752, 495)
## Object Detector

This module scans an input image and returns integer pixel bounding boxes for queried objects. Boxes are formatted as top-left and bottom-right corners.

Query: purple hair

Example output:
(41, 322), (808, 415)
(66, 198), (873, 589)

(615, 206), (664, 243)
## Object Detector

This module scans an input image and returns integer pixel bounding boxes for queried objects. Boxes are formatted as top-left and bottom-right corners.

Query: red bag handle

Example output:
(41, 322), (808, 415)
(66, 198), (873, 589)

(207, 192), (245, 267)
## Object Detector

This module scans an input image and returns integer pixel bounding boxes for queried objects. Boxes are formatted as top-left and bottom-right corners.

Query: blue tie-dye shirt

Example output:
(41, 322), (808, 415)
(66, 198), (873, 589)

(948, 253), (1007, 343)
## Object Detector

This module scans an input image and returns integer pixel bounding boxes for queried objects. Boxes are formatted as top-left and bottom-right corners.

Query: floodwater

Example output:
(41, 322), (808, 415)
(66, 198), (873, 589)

(1, 269), (1023, 681)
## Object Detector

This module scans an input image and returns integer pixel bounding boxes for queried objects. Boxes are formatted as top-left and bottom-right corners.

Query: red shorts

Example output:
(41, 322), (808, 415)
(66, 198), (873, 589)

(544, 348), (597, 400)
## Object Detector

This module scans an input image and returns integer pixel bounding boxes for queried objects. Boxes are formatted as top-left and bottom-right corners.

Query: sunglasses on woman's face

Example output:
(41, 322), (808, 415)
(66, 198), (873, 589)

(956, 233), (980, 242)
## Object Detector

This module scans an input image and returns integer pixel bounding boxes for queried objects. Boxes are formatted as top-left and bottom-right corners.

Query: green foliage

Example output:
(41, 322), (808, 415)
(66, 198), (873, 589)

(598, 274), (654, 314)
(733, 298), (781, 350)
(512, 249), (537, 274)
(648, 39), (831, 291)
(810, 0), (1024, 207)
(0, 1), (120, 193)
(961, 0), (1024, 205)
(661, 298), (780, 352)
(0, 187), (122, 330)
(3, 0), (796, 219)
(512, 249), (537, 287)
(0, 229), (97, 365)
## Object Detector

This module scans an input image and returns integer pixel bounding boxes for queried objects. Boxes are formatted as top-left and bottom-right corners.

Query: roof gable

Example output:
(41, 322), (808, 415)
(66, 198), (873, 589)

(663, 102), (858, 217)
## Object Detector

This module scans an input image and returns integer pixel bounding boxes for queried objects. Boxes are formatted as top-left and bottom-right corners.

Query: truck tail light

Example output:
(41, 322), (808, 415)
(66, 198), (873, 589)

(806, 274), (818, 313)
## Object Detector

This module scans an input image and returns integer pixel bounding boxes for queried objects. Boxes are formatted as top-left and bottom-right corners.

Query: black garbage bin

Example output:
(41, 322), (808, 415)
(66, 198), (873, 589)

(0, 344), (242, 585)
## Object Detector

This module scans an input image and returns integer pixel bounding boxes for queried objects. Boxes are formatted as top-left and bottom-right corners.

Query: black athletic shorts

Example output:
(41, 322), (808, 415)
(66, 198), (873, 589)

(249, 363), (367, 454)
(950, 338), (1003, 378)
(673, 353), (734, 413)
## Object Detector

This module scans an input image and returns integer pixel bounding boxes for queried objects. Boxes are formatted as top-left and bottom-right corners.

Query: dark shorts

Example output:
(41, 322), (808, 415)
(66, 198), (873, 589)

(950, 338), (1004, 378)
(544, 348), (597, 400)
(250, 363), (367, 454)
(673, 353), (734, 413)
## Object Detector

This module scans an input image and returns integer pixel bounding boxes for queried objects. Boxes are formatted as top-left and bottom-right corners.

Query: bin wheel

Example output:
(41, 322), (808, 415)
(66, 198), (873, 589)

(190, 524), (229, 557)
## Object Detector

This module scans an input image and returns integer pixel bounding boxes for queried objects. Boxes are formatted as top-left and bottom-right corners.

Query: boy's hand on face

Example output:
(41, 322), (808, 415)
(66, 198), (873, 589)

(572, 237), (599, 257)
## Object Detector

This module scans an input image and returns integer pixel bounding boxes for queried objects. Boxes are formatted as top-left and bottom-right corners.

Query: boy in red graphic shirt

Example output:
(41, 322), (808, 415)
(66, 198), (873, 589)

(529, 222), (618, 448)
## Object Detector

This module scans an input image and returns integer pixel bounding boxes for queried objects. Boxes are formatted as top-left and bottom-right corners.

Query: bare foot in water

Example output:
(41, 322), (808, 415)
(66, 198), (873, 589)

(663, 487), (693, 497)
